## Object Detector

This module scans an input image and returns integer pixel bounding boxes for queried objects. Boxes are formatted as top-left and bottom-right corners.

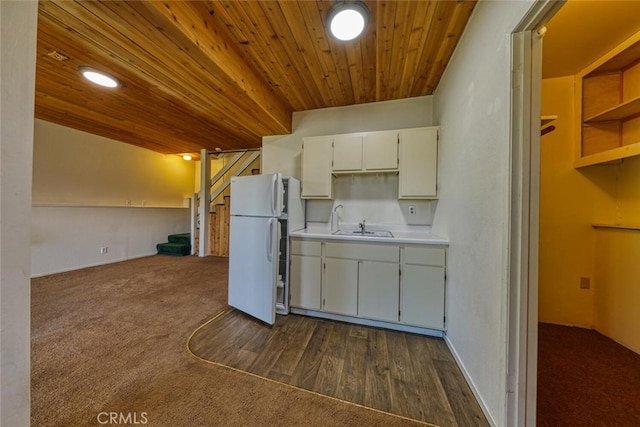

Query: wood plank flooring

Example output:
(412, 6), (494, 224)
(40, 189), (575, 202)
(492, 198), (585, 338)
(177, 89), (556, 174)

(188, 310), (488, 426)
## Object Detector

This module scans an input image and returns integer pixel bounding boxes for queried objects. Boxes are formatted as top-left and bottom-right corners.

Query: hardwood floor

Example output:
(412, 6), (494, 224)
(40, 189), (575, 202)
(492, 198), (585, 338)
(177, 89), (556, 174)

(188, 310), (488, 426)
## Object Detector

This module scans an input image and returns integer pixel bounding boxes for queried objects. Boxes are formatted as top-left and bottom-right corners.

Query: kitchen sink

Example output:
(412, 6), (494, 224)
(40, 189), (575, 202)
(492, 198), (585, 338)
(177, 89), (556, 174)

(333, 230), (394, 238)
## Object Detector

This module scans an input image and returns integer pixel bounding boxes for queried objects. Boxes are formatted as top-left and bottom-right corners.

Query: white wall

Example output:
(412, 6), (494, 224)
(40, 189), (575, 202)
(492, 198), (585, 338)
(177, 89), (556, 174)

(431, 1), (535, 425)
(262, 96), (434, 226)
(313, 174), (434, 226)
(31, 207), (189, 277)
(32, 120), (195, 277)
(0, 2), (38, 425)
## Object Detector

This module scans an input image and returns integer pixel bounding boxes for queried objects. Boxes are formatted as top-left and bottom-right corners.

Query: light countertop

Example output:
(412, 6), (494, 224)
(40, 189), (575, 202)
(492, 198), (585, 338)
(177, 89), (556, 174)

(290, 222), (449, 245)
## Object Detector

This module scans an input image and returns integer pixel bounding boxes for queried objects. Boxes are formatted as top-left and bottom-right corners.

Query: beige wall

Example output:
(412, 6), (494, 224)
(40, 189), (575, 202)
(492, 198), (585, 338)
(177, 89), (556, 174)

(540, 77), (640, 353)
(619, 155), (640, 220)
(539, 77), (616, 327)
(34, 119), (195, 207)
(594, 227), (640, 354)
(594, 154), (640, 353)
(32, 120), (196, 276)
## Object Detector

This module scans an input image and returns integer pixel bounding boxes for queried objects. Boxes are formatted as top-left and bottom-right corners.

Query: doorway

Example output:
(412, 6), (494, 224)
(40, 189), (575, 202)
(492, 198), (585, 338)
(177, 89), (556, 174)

(537, 1), (640, 425)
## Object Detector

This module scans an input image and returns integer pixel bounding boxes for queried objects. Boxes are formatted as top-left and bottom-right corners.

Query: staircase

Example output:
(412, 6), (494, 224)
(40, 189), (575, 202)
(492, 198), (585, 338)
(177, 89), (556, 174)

(157, 233), (191, 256)
(209, 195), (230, 257)
(192, 149), (261, 257)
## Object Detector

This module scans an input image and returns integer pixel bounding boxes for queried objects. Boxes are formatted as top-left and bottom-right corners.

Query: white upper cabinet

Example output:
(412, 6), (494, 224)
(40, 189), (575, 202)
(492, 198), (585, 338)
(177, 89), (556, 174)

(300, 126), (438, 199)
(332, 135), (363, 171)
(399, 127), (438, 199)
(333, 131), (398, 173)
(301, 136), (333, 199)
(363, 130), (398, 171)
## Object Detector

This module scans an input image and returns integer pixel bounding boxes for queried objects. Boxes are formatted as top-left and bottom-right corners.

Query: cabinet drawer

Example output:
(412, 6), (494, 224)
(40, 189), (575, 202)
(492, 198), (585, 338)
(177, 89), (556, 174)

(325, 242), (399, 262)
(291, 239), (322, 256)
(403, 246), (446, 266)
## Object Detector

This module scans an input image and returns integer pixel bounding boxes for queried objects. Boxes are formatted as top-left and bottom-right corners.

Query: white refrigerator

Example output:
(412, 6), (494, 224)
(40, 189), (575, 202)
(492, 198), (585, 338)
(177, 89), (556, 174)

(227, 173), (305, 325)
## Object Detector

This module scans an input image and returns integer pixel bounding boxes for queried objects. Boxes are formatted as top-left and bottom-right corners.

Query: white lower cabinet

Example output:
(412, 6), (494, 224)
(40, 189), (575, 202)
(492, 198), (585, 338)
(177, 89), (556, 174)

(290, 240), (322, 310)
(401, 264), (445, 329)
(323, 257), (358, 316)
(400, 245), (446, 329)
(290, 237), (447, 333)
(358, 260), (399, 322)
(290, 254), (322, 310)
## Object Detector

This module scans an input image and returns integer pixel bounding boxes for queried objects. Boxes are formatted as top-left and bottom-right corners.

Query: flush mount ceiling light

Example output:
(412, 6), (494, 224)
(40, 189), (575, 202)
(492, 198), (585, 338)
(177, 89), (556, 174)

(326, 1), (370, 42)
(78, 66), (120, 88)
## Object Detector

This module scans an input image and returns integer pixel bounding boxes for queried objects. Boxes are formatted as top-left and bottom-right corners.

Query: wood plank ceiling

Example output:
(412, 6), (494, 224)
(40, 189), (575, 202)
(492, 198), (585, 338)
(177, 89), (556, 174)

(35, 1), (476, 156)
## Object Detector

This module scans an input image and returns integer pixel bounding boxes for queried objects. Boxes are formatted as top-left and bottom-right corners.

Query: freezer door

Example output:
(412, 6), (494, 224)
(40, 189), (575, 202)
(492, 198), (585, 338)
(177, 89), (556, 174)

(230, 173), (283, 218)
(228, 215), (279, 325)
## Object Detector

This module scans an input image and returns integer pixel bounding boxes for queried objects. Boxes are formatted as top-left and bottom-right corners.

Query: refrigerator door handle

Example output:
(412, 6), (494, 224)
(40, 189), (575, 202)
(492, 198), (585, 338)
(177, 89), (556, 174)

(271, 174), (278, 216)
(266, 218), (274, 262)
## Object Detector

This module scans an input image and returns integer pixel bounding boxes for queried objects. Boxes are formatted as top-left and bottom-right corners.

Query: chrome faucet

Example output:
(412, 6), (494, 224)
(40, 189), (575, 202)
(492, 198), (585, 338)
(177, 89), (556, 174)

(359, 219), (366, 234)
(331, 204), (343, 232)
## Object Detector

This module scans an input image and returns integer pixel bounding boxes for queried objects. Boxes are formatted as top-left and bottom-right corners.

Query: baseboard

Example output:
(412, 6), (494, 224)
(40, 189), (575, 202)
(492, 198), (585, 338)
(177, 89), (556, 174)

(538, 320), (594, 329)
(444, 335), (497, 427)
(290, 308), (445, 338)
(30, 252), (157, 278)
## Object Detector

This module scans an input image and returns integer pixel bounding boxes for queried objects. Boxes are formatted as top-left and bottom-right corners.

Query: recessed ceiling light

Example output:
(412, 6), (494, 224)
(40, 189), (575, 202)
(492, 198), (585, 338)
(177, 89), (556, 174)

(326, 1), (370, 42)
(182, 154), (192, 161)
(78, 66), (120, 88)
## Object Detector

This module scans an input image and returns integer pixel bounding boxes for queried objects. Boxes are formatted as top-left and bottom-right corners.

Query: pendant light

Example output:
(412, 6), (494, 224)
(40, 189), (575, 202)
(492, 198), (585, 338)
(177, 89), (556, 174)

(326, 1), (370, 42)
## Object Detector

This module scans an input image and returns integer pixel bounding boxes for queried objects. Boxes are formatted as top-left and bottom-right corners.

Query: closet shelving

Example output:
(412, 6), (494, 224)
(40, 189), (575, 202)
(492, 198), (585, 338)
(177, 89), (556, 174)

(575, 30), (640, 168)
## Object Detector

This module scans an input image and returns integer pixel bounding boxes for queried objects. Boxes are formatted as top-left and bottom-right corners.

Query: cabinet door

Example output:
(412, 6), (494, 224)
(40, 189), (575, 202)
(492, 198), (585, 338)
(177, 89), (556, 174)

(333, 135), (363, 171)
(399, 128), (438, 199)
(358, 261), (399, 322)
(290, 254), (322, 310)
(400, 264), (445, 329)
(323, 258), (358, 316)
(364, 131), (398, 171)
(302, 136), (333, 199)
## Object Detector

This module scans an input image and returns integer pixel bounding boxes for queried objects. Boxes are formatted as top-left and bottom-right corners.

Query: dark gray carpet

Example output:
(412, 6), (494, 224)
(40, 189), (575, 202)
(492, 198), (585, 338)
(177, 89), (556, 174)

(31, 255), (429, 427)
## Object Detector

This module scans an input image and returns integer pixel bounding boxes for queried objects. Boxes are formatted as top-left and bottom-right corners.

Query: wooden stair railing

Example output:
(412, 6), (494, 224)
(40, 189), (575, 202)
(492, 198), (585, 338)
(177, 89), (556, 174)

(209, 150), (260, 212)
(193, 149), (260, 257)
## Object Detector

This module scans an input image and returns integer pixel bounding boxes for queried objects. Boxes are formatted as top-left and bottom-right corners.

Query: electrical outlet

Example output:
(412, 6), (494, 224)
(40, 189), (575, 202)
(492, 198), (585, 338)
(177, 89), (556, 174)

(100, 247), (108, 254)
(409, 205), (416, 215)
(579, 277), (590, 290)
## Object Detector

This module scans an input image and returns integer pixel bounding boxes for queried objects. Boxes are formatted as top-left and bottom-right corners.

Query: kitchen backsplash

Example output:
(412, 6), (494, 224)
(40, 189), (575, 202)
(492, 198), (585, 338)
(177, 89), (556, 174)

(305, 174), (435, 226)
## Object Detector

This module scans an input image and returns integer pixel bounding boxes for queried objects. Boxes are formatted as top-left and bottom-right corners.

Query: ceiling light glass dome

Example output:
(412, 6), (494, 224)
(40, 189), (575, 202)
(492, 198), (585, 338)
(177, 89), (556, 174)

(326, 1), (370, 42)
(78, 66), (120, 88)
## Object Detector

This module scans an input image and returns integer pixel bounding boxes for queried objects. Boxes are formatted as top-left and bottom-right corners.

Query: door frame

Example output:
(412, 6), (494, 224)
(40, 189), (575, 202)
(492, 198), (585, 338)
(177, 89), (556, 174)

(508, 1), (564, 425)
